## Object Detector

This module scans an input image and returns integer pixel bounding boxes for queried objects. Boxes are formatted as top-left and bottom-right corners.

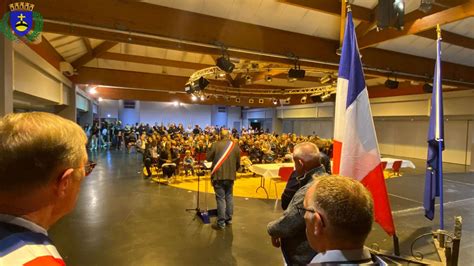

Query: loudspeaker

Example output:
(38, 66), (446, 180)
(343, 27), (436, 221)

(376, 0), (404, 30)
(288, 68), (306, 79)
(423, 83), (433, 93)
(310, 95), (319, 102)
(385, 79), (399, 89)
(258, 99), (264, 104)
(249, 99), (254, 104)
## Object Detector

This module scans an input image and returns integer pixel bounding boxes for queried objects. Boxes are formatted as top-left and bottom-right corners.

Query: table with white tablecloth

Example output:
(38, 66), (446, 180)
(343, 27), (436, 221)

(381, 158), (416, 169)
(248, 163), (295, 198)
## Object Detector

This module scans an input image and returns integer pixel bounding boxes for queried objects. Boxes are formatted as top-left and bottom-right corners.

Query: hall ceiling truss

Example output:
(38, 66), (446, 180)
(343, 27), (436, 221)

(14, 0), (474, 106)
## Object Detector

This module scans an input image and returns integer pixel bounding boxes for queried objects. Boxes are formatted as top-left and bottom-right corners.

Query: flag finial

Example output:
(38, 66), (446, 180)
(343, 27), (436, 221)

(436, 24), (442, 40)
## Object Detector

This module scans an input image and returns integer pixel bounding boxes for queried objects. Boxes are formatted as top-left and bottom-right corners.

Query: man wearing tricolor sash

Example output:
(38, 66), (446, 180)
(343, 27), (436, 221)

(207, 130), (241, 230)
(0, 113), (92, 265)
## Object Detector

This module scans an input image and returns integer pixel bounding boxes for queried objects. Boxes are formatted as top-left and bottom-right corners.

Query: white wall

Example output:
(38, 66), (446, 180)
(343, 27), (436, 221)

(12, 42), (72, 106)
(375, 119), (472, 164)
(140, 101), (212, 127)
(272, 91), (474, 165)
(227, 106), (242, 130)
(99, 99), (119, 119)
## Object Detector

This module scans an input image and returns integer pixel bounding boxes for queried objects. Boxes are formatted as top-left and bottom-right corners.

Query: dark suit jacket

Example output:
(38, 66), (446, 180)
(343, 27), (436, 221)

(207, 139), (240, 181)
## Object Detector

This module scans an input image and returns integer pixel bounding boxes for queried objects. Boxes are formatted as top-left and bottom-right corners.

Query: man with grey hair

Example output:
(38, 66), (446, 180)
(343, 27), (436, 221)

(207, 129), (240, 230)
(0, 112), (92, 265)
(267, 142), (327, 265)
(281, 142), (323, 210)
(303, 175), (375, 265)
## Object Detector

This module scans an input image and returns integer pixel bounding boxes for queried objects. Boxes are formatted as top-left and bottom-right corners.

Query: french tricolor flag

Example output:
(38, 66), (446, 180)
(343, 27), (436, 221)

(332, 11), (396, 236)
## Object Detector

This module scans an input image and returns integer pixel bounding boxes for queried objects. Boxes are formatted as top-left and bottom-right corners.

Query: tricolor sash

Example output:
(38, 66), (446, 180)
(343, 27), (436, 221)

(210, 141), (235, 176)
(0, 224), (65, 266)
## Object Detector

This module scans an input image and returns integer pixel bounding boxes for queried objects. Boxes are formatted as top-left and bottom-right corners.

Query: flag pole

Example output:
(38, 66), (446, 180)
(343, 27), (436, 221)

(436, 24), (445, 230)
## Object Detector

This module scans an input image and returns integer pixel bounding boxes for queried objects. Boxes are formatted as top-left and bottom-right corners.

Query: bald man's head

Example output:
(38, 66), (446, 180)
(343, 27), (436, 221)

(293, 142), (321, 174)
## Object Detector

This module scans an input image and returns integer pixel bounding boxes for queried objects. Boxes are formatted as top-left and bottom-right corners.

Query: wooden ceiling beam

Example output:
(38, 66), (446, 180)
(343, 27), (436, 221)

(358, 1), (474, 49)
(82, 38), (93, 54)
(95, 87), (276, 108)
(279, 0), (373, 22)
(37, 0), (474, 87)
(361, 48), (474, 85)
(416, 29), (474, 50)
(37, 0), (340, 64)
(23, 36), (65, 71)
(97, 52), (214, 70)
(44, 21), (474, 87)
(71, 41), (118, 69)
(356, 3), (474, 50)
(73, 67), (296, 92)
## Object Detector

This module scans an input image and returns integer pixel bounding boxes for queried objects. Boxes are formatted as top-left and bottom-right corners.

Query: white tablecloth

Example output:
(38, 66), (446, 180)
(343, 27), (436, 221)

(248, 163), (295, 178)
(381, 158), (416, 169)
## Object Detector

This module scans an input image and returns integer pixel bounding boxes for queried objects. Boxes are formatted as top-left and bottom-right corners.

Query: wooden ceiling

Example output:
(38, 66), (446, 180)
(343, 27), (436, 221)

(15, 0), (474, 107)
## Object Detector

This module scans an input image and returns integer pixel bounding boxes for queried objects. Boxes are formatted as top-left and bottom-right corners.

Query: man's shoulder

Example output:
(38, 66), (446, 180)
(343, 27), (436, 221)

(0, 230), (64, 265)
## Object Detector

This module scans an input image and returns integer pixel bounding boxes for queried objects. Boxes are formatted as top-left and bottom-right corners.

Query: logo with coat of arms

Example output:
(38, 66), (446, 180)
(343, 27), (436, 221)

(0, 2), (43, 42)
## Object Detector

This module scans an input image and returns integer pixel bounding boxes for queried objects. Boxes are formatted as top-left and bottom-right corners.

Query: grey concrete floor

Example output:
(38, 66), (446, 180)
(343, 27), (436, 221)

(49, 150), (474, 265)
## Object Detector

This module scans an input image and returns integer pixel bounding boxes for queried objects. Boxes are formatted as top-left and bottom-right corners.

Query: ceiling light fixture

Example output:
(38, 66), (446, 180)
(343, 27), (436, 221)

(88, 86), (97, 94)
(215, 43), (235, 73)
(288, 55), (305, 80)
(185, 77), (209, 94)
(320, 74), (332, 84)
(419, 0), (434, 13)
(320, 93), (331, 101)
(216, 56), (235, 73)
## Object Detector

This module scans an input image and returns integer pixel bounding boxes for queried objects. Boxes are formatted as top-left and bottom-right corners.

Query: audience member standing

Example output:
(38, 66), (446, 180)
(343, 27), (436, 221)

(0, 112), (92, 265)
(267, 142), (327, 265)
(207, 130), (240, 230)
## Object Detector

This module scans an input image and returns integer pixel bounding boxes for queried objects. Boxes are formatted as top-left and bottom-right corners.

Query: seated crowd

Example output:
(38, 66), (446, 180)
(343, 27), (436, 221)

(84, 121), (333, 180)
(1, 112), (379, 265)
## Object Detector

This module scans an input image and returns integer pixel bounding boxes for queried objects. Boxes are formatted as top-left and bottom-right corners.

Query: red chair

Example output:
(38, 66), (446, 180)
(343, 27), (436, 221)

(390, 160), (402, 177)
(195, 152), (207, 163)
(381, 161), (388, 170)
(270, 166), (294, 198)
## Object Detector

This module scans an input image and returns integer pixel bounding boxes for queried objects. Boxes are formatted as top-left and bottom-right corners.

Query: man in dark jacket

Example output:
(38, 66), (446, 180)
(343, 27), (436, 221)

(207, 130), (240, 230)
(267, 142), (327, 265)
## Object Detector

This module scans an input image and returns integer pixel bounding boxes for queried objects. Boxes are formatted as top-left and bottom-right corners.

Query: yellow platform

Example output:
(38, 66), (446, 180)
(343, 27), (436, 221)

(145, 167), (400, 200)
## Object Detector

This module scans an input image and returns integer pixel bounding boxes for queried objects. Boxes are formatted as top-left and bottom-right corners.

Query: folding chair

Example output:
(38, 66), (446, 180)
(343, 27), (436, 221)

(390, 160), (402, 177)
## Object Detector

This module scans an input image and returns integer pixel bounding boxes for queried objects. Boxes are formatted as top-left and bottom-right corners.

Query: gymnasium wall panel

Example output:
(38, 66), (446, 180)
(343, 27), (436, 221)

(140, 101), (211, 127)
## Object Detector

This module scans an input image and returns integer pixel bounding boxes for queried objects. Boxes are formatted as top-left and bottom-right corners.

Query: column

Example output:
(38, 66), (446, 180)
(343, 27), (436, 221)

(0, 34), (14, 116)
(470, 120), (474, 171)
(272, 108), (283, 134)
(55, 85), (77, 121)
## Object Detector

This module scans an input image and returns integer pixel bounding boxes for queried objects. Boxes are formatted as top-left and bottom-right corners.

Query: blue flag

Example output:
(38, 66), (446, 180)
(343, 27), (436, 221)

(423, 32), (444, 221)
